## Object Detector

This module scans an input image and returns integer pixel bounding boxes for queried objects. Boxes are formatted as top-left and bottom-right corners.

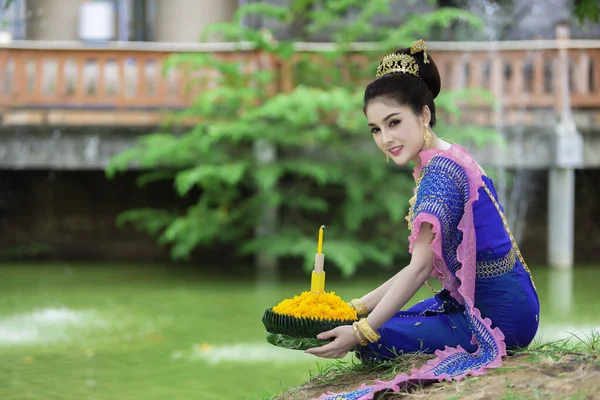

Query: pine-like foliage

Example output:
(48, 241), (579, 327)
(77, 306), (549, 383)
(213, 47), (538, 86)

(106, 1), (495, 276)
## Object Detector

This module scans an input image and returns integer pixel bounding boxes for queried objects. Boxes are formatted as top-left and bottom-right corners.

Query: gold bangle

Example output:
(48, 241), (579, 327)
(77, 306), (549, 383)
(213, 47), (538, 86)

(352, 322), (369, 346)
(358, 320), (380, 343)
(357, 318), (381, 343)
(349, 299), (368, 317)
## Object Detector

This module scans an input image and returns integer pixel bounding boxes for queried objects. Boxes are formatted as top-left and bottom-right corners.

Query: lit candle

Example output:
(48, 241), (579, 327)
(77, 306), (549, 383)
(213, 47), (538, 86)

(317, 225), (325, 254)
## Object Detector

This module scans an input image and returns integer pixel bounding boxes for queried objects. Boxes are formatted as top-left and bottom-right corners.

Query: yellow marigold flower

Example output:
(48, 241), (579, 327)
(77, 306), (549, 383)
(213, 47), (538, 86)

(272, 291), (357, 321)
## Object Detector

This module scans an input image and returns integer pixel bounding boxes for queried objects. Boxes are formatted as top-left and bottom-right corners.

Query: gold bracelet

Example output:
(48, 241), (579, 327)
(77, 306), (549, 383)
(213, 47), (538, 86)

(357, 318), (381, 343)
(349, 299), (368, 317)
(352, 322), (369, 346)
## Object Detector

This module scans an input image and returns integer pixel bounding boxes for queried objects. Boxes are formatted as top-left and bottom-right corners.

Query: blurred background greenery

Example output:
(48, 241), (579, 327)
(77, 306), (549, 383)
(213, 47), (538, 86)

(1, 0), (600, 399)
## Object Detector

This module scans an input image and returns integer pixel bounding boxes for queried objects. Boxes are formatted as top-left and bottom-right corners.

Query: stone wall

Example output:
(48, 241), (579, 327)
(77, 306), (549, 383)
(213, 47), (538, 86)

(0, 169), (236, 264)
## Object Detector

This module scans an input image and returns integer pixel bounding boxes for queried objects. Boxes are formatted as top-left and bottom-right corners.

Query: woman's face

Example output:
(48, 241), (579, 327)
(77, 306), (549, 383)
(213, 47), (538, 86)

(365, 98), (430, 166)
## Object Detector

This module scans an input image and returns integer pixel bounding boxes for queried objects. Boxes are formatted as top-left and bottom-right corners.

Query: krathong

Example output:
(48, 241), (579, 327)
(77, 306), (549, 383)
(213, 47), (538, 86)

(261, 226), (358, 350)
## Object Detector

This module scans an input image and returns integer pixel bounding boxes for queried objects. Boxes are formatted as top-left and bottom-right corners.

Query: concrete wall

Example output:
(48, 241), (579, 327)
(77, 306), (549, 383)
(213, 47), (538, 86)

(1, 121), (599, 170)
(0, 127), (136, 170)
(153, 0), (238, 42)
(21, 0), (238, 42)
(25, 0), (89, 41)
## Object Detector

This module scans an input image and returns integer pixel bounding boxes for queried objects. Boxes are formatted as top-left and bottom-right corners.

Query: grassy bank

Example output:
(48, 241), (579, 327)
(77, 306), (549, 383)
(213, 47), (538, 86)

(271, 331), (600, 400)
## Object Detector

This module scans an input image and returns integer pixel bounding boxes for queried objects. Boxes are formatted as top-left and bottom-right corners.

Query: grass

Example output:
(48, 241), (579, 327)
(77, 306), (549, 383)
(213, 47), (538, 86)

(521, 329), (600, 362)
(268, 330), (600, 400)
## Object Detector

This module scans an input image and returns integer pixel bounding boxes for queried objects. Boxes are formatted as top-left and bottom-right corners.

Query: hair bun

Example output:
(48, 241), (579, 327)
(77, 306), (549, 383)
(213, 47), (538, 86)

(385, 39), (441, 99)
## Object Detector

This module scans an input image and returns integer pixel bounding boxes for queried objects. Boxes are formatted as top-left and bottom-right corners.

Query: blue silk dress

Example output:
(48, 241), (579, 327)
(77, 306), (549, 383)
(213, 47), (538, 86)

(357, 173), (540, 362)
(318, 144), (540, 400)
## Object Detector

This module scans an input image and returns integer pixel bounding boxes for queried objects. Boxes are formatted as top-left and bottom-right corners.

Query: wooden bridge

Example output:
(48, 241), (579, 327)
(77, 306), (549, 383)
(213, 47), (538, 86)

(1, 35), (599, 128)
(0, 33), (596, 271)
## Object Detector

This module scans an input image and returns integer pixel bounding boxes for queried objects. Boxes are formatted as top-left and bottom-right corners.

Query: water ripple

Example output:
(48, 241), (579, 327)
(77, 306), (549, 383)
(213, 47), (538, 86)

(0, 307), (109, 346)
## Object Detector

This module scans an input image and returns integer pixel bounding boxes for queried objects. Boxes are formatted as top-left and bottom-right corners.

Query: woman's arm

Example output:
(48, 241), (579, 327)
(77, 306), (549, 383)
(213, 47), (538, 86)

(305, 224), (437, 359)
(358, 270), (402, 313)
(357, 224), (435, 312)
(365, 223), (435, 330)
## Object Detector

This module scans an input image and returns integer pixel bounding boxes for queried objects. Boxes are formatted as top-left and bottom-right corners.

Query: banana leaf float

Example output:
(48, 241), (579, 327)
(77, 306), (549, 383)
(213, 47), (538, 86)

(262, 291), (358, 350)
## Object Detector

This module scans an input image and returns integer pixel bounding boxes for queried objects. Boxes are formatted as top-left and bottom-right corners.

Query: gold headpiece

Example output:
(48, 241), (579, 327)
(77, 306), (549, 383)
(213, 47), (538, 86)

(375, 39), (430, 78)
(375, 53), (420, 78)
(410, 39), (429, 64)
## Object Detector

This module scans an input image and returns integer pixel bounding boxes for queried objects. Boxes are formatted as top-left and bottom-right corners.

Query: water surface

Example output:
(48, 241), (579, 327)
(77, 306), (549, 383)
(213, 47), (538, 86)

(0, 263), (598, 399)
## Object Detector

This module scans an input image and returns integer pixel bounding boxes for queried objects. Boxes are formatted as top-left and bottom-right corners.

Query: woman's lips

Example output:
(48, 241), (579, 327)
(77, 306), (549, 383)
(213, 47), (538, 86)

(389, 146), (403, 156)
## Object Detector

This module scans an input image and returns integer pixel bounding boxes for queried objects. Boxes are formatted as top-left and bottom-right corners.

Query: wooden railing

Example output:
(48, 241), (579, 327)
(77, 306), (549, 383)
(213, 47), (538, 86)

(0, 42), (267, 111)
(1, 38), (599, 124)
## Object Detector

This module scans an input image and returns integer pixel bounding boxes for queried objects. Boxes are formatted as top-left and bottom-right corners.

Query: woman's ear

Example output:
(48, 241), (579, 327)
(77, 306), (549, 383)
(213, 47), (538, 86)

(422, 105), (431, 126)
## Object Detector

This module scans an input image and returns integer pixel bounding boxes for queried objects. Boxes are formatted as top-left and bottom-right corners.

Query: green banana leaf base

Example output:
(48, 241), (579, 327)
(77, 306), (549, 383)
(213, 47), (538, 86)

(266, 332), (331, 350)
(262, 307), (357, 350)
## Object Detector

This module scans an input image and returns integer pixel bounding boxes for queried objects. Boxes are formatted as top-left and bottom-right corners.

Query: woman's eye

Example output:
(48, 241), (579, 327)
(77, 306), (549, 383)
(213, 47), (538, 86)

(370, 127), (380, 134)
(390, 119), (401, 127)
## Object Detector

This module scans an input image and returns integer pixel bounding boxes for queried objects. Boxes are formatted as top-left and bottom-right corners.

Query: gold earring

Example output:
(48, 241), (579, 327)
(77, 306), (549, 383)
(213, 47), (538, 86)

(386, 154), (389, 163)
(423, 124), (432, 149)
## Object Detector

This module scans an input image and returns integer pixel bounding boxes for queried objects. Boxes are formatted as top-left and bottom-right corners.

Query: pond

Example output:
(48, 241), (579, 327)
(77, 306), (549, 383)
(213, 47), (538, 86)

(1, 263), (598, 399)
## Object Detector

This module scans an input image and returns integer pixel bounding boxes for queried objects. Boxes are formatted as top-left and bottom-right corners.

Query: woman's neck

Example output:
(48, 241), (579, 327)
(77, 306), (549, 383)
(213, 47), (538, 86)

(412, 129), (450, 165)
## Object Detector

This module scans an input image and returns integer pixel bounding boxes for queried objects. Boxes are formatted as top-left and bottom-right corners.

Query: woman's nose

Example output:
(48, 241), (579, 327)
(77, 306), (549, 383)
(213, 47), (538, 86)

(381, 129), (393, 144)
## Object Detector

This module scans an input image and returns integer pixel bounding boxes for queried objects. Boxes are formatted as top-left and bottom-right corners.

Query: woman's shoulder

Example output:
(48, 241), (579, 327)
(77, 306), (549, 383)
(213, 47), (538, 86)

(420, 143), (484, 177)
(417, 143), (485, 200)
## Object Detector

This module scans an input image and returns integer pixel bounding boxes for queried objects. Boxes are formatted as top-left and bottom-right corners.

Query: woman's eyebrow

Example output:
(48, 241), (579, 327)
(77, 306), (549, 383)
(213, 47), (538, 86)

(368, 112), (401, 126)
(383, 112), (400, 121)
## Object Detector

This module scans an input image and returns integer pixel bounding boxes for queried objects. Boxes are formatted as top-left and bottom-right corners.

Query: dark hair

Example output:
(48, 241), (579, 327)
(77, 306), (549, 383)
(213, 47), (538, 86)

(363, 47), (441, 127)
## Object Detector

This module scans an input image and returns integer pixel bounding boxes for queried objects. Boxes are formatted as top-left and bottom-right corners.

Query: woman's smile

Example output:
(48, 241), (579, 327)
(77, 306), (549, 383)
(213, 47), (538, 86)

(389, 145), (403, 156)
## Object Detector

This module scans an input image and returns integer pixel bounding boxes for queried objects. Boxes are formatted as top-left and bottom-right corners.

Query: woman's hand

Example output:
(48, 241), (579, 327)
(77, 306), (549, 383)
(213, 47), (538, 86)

(304, 325), (358, 359)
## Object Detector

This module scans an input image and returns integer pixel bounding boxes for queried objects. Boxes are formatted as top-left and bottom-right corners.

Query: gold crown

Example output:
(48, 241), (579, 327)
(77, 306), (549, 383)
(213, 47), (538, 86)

(375, 53), (420, 78)
(375, 39), (430, 78)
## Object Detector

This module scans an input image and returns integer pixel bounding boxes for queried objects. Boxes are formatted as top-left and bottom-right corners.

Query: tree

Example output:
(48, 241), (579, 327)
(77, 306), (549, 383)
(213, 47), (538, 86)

(105, 1), (495, 277)
(573, 0), (600, 23)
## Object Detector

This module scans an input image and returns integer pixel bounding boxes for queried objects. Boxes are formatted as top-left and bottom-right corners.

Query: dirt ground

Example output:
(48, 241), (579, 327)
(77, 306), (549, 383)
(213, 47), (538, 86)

(275, 353), (600, 400)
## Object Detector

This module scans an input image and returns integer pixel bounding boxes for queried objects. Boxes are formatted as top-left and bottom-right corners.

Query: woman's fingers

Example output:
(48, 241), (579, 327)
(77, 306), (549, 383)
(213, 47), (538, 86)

(305, 326), (355, 358)
(316, 328), (338, 340)
(306, 347), (344, 359)
(306, 339), (338, 354)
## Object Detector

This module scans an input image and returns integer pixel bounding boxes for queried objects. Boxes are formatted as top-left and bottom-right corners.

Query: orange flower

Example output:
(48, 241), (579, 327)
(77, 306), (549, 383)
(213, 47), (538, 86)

(273, 291), (357, 321)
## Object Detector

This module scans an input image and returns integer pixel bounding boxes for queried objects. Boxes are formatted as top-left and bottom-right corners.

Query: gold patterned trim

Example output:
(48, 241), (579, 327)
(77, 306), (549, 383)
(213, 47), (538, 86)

(476, 248), (516, 279)
(482, 182), (537, 290)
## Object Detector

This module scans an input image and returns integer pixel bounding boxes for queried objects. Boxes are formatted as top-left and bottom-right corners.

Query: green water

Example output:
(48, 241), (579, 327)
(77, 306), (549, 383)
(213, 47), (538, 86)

(0, 264), (598, 400)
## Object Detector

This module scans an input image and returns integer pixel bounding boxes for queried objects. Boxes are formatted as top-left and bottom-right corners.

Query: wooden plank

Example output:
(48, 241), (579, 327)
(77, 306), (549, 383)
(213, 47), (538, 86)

(33, 58), (44, 99)
(56, 55), (66, 101)
(2, 110), (45, 125)
(0, 50), (9, 107)
(46, 110), (164, 126)
(97, 56), (106, 98)
(13, 53), (28, 106)
(75, 54), (86, 103)
(531, 51), (544, 96)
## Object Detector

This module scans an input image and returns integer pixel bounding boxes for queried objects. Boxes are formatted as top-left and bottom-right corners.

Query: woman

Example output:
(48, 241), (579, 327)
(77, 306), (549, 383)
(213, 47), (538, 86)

(305, 40), (540, 400)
